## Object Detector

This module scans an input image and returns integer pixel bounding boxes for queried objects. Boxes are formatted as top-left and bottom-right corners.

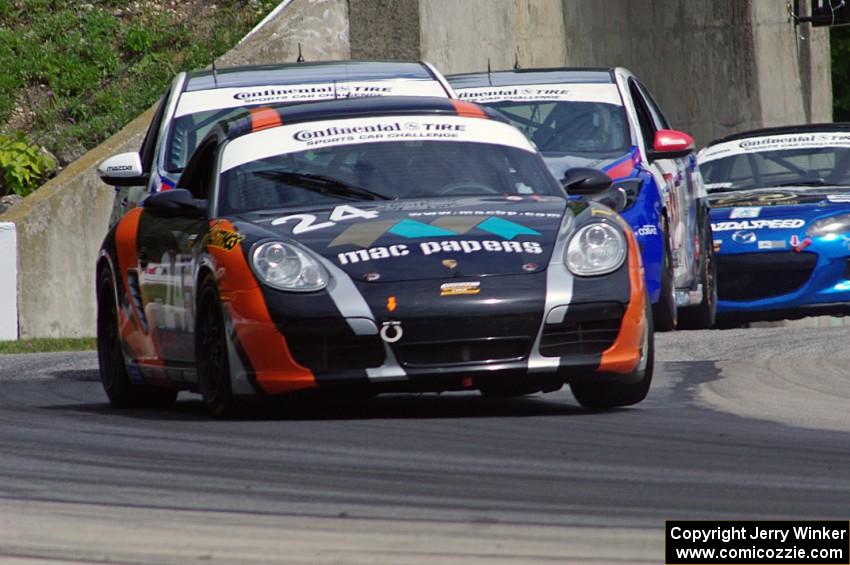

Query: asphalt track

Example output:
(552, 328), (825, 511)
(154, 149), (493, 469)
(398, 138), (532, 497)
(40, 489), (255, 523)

(1, 326), (849, 564)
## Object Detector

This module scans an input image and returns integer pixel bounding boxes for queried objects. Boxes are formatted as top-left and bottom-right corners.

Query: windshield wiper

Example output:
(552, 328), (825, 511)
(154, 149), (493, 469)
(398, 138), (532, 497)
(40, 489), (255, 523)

(255, 171), (392, 201)
(764, 180), (832, 188)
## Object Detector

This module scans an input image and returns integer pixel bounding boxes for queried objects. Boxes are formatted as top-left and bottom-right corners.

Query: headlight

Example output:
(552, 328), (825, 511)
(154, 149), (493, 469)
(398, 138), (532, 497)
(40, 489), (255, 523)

(807, 214), (850, 238)
(611, 179), (643, 210)
(251, 241), (328, 291)
(565, 222), (627, 276)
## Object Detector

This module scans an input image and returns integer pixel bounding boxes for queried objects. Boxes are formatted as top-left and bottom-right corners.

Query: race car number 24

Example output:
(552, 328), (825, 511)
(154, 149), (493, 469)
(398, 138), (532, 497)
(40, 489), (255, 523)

(271, 205), (378, 234)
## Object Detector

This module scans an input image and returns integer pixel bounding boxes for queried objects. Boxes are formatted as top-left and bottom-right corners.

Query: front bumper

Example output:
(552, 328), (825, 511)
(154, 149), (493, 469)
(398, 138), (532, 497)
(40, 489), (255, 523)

(717, 240), (850, 320)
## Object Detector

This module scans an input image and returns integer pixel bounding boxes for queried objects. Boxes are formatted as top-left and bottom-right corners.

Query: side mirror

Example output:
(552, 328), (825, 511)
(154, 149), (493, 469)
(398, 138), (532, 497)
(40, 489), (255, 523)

(561, 167), (613, 196)
(98, 152), (149, 187)
(142, 189), (207, 217)
(648, 129), (695, 161)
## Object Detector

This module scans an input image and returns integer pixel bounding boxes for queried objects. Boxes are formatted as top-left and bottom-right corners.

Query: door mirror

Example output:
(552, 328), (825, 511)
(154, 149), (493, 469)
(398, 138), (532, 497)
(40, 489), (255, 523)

(98, 152), (149, 187)
(142, 189), (207, 217)
(649, 129), (695, 161)
(561, 167), (613, 196)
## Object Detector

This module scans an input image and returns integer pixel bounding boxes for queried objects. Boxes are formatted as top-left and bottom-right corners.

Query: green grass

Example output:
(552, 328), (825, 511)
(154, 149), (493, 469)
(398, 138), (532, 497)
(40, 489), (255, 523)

(0, 337), (96, 354)
(0, 0), (278, 171)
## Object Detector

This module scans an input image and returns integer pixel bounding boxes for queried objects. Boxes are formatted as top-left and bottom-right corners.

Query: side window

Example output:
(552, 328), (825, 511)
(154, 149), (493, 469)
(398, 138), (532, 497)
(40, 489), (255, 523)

(139, 90), (171, 173)
(635, 81), (670, 131)
(176, 139), (217, 201)
(627, 79), (656, 149)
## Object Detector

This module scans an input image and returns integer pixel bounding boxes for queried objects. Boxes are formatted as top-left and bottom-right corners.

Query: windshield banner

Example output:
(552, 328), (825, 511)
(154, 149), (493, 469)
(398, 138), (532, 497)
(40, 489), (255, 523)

(175, 80), (448, 117)
(455, 83), (622, 105)
(221, 115), (536, 172)
(700, 131), (850, 163)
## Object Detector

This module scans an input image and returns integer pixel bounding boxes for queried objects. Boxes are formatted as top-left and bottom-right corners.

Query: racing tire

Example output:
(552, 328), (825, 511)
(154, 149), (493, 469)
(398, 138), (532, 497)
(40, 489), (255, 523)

(196, 276), (240, 418)
(652, 218), (677, 332)
(569, 299), (654, 410)
(96, 269), (177, 408)
(677, 221), (717, 330)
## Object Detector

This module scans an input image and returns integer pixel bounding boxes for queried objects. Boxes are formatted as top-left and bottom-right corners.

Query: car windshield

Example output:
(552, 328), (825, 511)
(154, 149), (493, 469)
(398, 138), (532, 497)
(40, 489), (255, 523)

(218, 140), (562, 214)
(486, 100), (631, 156)
(166, 108), (251, 173)
(701, 146), (850, 193)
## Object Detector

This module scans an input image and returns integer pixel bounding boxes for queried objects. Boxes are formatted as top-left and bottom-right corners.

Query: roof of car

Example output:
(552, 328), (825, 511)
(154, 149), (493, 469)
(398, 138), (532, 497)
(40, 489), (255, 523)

(185, 61), (440, 92)
(219, 96), (506, 141)
(447, 68), (615, 89)
(706, 122), (850, 147)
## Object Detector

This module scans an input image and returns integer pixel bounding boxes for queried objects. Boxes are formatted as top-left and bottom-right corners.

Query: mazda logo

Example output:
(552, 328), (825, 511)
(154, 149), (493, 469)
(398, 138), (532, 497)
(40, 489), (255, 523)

(732, 230), (757, 244)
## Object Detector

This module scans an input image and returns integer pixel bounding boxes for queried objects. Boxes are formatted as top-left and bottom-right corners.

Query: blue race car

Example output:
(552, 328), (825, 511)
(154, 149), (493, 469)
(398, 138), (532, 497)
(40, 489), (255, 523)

(448, 68), (716, 330)
(699, 124), (850, 323)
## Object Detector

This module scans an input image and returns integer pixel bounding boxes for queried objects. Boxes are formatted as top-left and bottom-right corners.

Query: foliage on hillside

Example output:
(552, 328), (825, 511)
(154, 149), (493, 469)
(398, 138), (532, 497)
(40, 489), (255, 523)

(0, 0), (278, 195)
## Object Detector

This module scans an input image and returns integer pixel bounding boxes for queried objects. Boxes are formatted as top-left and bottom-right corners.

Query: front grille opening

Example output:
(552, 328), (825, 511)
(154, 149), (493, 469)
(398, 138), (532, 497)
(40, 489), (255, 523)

(540, 319), (620, 357)
(398, 337), (529, 367)
(718, 252), (817, 301)
(539, 302), (622, 358)
(286, 334), (385, 372)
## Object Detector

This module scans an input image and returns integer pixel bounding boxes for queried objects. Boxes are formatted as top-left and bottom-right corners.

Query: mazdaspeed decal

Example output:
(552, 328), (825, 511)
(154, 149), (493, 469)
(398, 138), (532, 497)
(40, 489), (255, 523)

(337, 240), (543, 265)
(712, 219), (805, 231)
(456, 83), (622, 105)
(221, 116), (535, 172)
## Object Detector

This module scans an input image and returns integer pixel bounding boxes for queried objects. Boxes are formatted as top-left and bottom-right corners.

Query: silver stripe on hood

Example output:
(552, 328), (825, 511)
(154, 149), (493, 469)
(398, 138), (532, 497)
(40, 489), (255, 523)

(315, 255), (407, 380)
(527, 213), (575, 372)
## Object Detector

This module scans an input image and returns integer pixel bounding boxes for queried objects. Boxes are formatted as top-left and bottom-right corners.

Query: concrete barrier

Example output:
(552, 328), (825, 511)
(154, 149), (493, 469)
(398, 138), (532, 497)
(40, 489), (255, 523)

(0, 222), (17, 340)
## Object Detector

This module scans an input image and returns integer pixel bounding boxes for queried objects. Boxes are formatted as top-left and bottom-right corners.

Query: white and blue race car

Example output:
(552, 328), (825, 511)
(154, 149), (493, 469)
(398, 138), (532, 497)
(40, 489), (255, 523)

(699, 124), (850, 323)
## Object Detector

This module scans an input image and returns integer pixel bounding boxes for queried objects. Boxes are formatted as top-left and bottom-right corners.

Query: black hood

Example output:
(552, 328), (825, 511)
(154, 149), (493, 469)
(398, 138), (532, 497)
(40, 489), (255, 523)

(237, 196), (570, 283)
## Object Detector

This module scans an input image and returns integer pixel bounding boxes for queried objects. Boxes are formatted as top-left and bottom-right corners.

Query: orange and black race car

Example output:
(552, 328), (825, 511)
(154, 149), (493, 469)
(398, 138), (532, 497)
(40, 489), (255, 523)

(96, 96), (653, 417)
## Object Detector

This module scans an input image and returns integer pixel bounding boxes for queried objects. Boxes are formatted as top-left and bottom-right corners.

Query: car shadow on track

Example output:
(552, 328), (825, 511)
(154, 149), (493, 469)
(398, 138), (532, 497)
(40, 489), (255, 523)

(49, 394), (611, 421)
(44, 371), (622, 421)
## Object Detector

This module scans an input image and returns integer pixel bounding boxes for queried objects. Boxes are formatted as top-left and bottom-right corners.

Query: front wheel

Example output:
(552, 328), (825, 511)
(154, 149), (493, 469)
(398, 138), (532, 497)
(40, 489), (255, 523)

(678, 221), (717, 330)
(569, 300), (654, 409)
(195, 276), (240, 418)
(652, 219), (677, 332)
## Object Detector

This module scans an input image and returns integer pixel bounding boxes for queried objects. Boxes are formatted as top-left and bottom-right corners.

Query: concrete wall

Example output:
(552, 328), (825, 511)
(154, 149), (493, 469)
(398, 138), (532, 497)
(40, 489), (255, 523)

(560, 0), (832, 147)
(1, 0), (350, 338)
(349, 0), (420, 60)
(0, 110), (152, 338)
(418, 0), (567, 74)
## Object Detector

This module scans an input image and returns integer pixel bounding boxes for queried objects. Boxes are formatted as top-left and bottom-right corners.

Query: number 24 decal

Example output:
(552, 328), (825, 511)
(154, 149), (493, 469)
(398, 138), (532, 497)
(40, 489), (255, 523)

(271, 205), (378, 234)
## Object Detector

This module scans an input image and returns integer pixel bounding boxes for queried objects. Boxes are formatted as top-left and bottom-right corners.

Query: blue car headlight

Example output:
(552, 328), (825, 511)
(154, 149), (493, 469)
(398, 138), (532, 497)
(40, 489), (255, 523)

(806, 214), (850, 238)
(611, 179), (643, 210)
